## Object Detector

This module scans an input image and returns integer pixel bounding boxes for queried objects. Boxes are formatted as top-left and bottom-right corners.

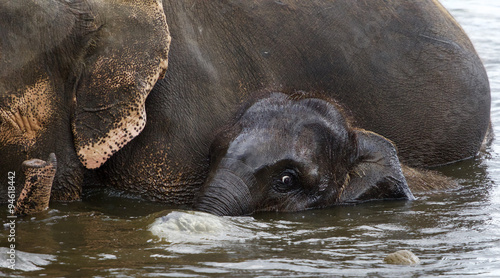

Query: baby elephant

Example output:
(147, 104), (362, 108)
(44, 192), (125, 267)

(195, 93), (415, 216)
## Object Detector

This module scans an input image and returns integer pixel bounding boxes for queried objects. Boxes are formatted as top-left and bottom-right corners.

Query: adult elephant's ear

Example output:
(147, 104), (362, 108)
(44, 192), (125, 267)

(72, 0), (170, 169)
(339, 130), (415, 202)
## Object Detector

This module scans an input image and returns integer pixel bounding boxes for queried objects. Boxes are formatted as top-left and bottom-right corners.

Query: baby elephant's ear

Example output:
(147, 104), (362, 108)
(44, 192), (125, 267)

(340, 130), (415, 202)
(72, 0), (170, 169)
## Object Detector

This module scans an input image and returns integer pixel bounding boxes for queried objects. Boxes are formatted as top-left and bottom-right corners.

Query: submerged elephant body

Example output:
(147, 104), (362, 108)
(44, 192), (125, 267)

(0, 0), (490, 215)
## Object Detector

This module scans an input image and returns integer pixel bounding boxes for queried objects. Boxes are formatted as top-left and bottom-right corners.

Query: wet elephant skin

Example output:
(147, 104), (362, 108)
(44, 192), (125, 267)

(0, 1), (490, 212)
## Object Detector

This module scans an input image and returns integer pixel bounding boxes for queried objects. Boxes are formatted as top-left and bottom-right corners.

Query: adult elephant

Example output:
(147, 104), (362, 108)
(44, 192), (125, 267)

(0, 0), (490, 215)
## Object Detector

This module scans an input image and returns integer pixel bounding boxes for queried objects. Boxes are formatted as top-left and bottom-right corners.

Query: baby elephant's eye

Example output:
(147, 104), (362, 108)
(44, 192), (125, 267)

(281, 175), (292, 185)
(273, 169), (299, 193)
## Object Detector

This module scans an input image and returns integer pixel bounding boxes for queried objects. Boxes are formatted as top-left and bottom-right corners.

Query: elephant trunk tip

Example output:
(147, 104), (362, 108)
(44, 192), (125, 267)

(194, 199), (227, 217)
(22, 153), (57, 169)
(16, 153), (57, 216)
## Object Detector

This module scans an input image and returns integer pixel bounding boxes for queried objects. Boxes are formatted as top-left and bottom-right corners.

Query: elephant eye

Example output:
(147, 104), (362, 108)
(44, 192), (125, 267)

(273, 169), (299, 193)
(281, 175), (292, 185)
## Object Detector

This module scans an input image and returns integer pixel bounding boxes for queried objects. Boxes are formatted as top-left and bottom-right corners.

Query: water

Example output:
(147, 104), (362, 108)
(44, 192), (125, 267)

(2, 1), (500, 277)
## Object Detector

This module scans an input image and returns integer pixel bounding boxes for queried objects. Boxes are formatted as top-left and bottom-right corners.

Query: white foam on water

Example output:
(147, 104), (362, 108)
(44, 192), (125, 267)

(0, 247), (56, 272)
(149, 211), (256, 242)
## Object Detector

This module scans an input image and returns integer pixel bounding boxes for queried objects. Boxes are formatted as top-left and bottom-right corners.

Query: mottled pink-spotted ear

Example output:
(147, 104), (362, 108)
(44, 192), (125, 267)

(72, 0), (170, 169)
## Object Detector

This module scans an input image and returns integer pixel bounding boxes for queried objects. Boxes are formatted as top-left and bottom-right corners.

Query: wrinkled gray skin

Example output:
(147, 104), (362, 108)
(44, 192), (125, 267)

(0, 0), (490, 215)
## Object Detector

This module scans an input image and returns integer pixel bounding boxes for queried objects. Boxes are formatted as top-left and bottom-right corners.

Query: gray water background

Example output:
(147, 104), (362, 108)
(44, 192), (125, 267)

(1, 0), (500, 277)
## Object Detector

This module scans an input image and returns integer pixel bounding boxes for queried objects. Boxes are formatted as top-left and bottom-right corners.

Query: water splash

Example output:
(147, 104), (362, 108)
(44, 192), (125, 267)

(0, 248), (56, 272)
(148, 210), (263, 255)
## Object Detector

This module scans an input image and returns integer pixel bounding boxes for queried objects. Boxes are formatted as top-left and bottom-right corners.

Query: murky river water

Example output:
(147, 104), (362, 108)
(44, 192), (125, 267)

(2, 1), (500, 277)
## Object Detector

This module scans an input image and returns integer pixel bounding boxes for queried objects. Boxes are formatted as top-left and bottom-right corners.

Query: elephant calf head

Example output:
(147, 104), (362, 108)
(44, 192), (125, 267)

(195, 93), (414, 216)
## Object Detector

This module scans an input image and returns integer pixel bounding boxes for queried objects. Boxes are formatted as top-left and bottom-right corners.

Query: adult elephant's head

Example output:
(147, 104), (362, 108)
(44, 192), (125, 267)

(195, 93), (415, 216)
(0, 0), (170, 169)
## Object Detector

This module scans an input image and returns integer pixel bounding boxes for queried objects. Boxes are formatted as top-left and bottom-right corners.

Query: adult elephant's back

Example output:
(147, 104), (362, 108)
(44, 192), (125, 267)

(160, 0), (490, 168)
(321, 0), (491, 167)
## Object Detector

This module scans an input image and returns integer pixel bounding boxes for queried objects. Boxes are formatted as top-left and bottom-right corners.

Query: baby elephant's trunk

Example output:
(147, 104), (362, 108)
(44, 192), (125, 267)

(195, 158), (255, 216)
